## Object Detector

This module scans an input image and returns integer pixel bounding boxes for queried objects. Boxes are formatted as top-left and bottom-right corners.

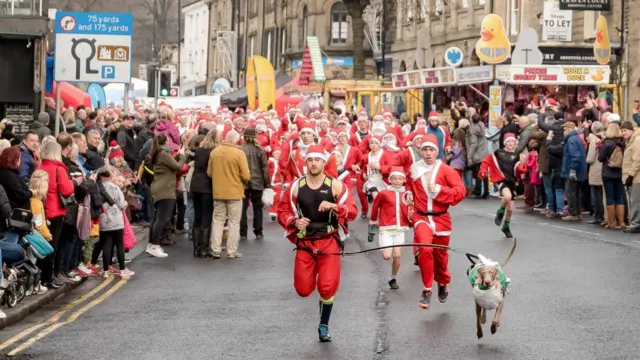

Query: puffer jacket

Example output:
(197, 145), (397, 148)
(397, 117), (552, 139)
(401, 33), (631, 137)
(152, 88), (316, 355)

(466, 121), (488, 165)
(622, 128), (640, 184)
(586, 133), (604, 185)
(37, 159), (75, 219)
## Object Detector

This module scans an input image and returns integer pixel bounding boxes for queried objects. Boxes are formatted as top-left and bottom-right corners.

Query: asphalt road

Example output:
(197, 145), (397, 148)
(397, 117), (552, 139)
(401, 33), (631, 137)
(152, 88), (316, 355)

(2, 197), (640, 360)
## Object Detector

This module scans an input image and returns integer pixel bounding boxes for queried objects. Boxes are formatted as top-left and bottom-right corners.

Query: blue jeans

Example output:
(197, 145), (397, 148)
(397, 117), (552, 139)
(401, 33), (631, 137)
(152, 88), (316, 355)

(543, 173), (556, 212)
(463, 170), (474, 189)
(0, 241), (26, 266)
(554, 188), (565, 214)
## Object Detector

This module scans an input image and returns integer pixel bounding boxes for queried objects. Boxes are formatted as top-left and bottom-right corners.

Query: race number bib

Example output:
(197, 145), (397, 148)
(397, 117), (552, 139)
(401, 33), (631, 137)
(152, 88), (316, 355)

(367, 166), (381, 178)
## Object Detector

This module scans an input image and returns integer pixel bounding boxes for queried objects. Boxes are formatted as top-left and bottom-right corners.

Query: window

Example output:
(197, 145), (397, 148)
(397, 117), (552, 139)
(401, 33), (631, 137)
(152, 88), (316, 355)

(250, 0), (258, 17)
(330, 2), (348, 44)
(418, 0), (428, 21)
(249, 35), (255, 56)
(509, 0), (519, 36)
(460, 0), (469, 8)
(405, 0), (413, 23)
(281, 27), (287, 54)
(266, 0), (275, 12)
(478, 0), (485, 5)
(302, 5), (309, 45)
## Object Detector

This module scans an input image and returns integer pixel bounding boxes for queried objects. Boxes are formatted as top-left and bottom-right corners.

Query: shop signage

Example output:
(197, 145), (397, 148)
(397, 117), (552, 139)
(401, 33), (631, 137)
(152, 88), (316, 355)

(542, 1), (572, 42)
(455, 66), (494, 84)
(499, 65), (610, 85)
(421, 67), (456, 87)
(489, 86), (502, 134)
(391, 70), (422, 90)
(559, 0), (610, 11)
(444, 46), (464, 67)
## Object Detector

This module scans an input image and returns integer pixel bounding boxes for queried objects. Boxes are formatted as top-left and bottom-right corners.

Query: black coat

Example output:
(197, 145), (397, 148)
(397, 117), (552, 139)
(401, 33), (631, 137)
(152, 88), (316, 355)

(189, 147), (213, 194)
(0, 168), (31, 210)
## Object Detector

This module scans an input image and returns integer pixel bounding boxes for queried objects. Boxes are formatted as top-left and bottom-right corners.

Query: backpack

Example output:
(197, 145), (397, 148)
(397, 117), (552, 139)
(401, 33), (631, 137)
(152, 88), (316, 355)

(608, 144), (623, 168)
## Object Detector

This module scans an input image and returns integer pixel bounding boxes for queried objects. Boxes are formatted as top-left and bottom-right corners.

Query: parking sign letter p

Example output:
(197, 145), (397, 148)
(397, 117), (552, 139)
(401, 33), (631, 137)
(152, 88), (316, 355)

(101, 65), (115, 79)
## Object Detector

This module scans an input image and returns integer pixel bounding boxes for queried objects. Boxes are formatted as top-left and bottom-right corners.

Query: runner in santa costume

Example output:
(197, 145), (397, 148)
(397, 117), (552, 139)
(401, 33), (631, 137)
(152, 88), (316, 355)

(379, 130), (405, 181)
(406, 134), (466, 309)
(268, 146), (283, 221)
(279, 121), (339, 187)
(369, 166), (412, 290)
(349, 116), (371, 148)
(478, 133), (523, 238)
(358, 114), (388, 154)
(335, 131), (363, 205)
(398, 128), (427, 173)
(254, 118), (276, 156)
(360, 135), (385, 217)
(425, 111), (453, 159)
(277, 145), (358, 342)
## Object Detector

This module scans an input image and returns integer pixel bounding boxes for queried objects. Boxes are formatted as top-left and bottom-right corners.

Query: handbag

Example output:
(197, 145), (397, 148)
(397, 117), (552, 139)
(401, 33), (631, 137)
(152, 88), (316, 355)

(56, 167), (76, 207)
(7, 208), (33, 234)
(57, 167), (78, 225)
(22, 230), (54, 259)
(76, 195), (91, 240)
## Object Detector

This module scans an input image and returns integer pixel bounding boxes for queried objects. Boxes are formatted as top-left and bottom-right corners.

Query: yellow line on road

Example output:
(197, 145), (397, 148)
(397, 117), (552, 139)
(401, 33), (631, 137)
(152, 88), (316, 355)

(7, 279), (127, 356)
(0, 276), (115, 352)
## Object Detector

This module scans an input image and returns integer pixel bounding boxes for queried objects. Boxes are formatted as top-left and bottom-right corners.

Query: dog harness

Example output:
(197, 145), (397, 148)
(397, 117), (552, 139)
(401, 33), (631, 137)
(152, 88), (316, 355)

(467, 265), (510, 291)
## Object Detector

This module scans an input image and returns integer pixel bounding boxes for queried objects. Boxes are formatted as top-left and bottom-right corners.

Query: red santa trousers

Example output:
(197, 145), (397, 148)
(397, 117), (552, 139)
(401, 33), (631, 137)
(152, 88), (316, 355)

(356, 176), (369, 215)
(413, 221), (451, 289)
(294, 238), (341, 300)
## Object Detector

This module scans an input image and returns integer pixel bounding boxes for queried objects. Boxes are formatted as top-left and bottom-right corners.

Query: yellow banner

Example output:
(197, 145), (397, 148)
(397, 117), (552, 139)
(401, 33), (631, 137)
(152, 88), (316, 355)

(253, 55), (276, 111)
(246, 57), (256, 110)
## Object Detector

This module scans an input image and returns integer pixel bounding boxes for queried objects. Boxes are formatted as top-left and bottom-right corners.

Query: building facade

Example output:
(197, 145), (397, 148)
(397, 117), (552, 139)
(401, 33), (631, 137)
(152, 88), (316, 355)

(180, 1), (211, 96)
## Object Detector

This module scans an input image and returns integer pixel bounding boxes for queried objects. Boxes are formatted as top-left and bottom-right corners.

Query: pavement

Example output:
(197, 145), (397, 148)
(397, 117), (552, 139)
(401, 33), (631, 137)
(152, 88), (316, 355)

(1, 198), (640, 360)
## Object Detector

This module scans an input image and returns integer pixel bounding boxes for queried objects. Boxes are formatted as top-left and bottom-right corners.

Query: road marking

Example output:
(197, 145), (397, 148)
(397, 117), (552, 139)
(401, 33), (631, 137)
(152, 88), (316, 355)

(6, 279), (127, 356)
(0, 276), (115, 352)
(538, 223), (601, 236)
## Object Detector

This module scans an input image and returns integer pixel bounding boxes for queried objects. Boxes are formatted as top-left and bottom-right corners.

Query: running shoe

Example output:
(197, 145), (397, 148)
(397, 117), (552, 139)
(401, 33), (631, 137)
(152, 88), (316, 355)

(502, 227), (513, 238)
(318, 325), (332, 342)
(419, 290), (432, 309)
(494, 209), (504, 226)
(388, 278), (399, 290)
(438, 284), (449, 303)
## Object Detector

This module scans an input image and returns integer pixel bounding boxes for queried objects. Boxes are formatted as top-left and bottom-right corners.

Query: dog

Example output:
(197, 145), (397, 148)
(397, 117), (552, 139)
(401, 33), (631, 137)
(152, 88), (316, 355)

(468, 239), (516, 339)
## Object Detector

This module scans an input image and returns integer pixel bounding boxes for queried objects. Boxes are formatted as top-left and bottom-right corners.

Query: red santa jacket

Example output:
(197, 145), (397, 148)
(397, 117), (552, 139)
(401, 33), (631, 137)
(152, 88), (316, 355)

(268, 158), (283, 186)
(370, 188), (411, 231)
(276, 176), (358, 244)
(335, 144), (362, 174)
(256, 130), (276, 154)
(406, 159), (466, 236)
(349, 131), (369, 148)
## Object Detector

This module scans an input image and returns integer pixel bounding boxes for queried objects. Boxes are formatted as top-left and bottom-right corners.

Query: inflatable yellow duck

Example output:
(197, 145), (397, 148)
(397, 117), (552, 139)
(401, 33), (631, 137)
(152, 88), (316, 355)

(475, 14), (511, 64)
(593, 15), (611, 65)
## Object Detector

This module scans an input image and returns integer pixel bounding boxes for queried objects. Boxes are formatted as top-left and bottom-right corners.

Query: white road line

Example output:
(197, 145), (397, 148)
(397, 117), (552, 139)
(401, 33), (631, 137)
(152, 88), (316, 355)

(538, 223), (601, 236)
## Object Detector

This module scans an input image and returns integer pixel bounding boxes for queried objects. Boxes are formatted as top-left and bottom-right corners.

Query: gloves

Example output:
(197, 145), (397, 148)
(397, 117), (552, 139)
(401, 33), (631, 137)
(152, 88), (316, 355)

(625, 175), (634, 188)
(569, 169), (577, 181)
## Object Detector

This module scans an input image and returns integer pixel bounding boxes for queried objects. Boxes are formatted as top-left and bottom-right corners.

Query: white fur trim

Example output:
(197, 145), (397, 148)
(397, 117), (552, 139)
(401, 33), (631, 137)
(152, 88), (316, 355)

(305, 152), (327, 161)
(389, 171), (406, 180)
(300, 127), (315, 134)
(421, 141), (438, 150)
(410, 160), (432, 181)
(379, 225), (409, 231)
(369, 220), (379, 226)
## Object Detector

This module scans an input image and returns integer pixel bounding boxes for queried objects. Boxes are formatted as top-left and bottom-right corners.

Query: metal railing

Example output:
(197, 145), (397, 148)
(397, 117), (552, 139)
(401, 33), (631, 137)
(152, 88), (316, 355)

(0, 0), (43, 16)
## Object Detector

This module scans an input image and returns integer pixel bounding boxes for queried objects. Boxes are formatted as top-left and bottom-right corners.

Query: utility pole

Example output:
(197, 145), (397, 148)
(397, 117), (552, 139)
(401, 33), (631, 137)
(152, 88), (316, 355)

(379, 0), (386, 79)
(177, 0), (182, 86)
(152, 0), (158, 62)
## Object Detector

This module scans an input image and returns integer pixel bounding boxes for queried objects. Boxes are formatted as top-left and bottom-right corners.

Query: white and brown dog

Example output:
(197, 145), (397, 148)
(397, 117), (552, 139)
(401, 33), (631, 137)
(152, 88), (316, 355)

(467, 245), (514, 339)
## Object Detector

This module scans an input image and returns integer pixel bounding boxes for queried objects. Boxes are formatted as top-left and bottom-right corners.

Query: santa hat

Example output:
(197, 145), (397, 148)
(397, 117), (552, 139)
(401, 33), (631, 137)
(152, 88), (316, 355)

(336, 118), (349, 126)
(107, 141), (124, 160)
(271, 146), (282, 155)
(389, 166), (406, 180)
(545, 98), (557, 107)
(503, 133), (517, 144)
(337, 131), (349, 139)
(428, 111), (439, 120)
(369, 135), (382, 145)
(421, 134), (439, 150)
(300, 121), (316, 135)
(305, 145), (328, 162)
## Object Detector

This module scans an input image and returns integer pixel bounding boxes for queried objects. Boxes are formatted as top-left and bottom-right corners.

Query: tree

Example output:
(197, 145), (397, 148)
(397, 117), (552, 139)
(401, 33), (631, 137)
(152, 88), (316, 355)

(136, 0), (179, 60)
(342, 0), (370, 79)
(60, 0), (101, 11)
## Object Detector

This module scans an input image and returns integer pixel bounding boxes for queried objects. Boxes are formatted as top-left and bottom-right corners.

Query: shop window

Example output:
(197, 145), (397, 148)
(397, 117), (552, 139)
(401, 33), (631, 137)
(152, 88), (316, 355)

(330, 2), (349, 44)
(508, 0), (520, 36)
(583, 11), (600, 40)
(435, 0), (444, 15)
(460, 0), (469, 8)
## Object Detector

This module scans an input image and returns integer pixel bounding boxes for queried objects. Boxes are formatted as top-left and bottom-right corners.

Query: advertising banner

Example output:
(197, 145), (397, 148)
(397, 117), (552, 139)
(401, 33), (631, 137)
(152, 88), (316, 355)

(542, 1), (572, 42)
(245, 57), (256, 110)
(253, 56), (276, 111)
(495, 65), (610, 85)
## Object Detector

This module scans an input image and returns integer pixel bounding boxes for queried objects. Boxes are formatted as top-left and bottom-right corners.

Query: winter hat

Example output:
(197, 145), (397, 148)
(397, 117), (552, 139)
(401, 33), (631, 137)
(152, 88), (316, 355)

(337, 131), (349, 139)
(428, 111), (439, 120)
(305, 145), (328, 162)
(545, 98), (557, 107)
(108, 141), (124, 160)
(369, 135), (382, 145)
(300, 121), (316, 135)
(421, 134), (439, 150)
(503, 133), (517, 145)
(620, 121), (635, 131)
(37, 112), (50, 126)
(388, 166), (406, 180)
(271, 146), (282, 155)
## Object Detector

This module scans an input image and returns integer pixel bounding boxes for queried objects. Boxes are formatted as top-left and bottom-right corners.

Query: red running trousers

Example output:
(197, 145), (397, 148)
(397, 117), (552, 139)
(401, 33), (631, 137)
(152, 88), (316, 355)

(293, 237), (341, 300)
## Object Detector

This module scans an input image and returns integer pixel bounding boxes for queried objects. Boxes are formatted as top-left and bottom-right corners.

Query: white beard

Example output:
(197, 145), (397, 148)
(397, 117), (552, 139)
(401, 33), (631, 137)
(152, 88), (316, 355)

(271, 120), (281, 129)
(256, 125), (268, 133)
(383, 140), (399, 152)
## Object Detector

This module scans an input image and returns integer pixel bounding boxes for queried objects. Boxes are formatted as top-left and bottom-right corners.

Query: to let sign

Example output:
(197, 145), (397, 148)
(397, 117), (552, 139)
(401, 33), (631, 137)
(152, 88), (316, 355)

(558, 0), (610, 11)
(542, 1), (572, 42)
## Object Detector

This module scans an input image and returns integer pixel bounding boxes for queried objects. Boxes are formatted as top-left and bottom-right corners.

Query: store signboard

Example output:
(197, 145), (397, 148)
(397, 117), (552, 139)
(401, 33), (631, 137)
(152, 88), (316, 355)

(498, 65), (610, 85)
(489, 86), (502, 134)
(542, 1), (573, 42)
(455, 66), (494, 84)
(420, 67), (456, 87)
(391, 70), (423, 90)
(558, 0), (610, 11)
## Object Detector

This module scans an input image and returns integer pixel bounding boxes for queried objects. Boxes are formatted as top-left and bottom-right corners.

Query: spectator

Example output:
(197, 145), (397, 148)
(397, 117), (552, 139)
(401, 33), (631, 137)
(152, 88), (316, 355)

(116, 115), (137, 169)
(541, 112), (566, 218)
(560, 122), (587, 221)
(147, 134), (186, 258)
(0, 146), (33, 243)
(32, 112), (52, 140)
(207, 130), (250, 259)
(466, 114), (489, 198)
(189, 130), (217, 258)
(63, 108), (77, 133)
(621, 121), (640, 233)
(75, 109), (87, 133)
(18, 131), (39, 183)
(84, 129), (106, 170)
(586, 121), (605, 225)
(240, 127), (270, 241)
(598, 122), (626, 229)
(37, 141), (75, 289)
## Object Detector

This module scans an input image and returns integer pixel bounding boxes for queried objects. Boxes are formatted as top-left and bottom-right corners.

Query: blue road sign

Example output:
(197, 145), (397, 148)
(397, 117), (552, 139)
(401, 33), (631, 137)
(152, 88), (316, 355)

(54, 12), (133, 84)
(87, 83), (107, 109)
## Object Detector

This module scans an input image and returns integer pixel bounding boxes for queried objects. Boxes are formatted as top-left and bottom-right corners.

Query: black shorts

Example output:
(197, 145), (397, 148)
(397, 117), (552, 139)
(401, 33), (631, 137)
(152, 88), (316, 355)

(497, 181), (517, 200)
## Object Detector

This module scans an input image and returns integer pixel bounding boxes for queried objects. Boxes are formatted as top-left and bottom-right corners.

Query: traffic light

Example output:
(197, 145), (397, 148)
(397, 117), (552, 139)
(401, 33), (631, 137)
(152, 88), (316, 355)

(146, 66), (157, 97)
(159, 70), (171, 97)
